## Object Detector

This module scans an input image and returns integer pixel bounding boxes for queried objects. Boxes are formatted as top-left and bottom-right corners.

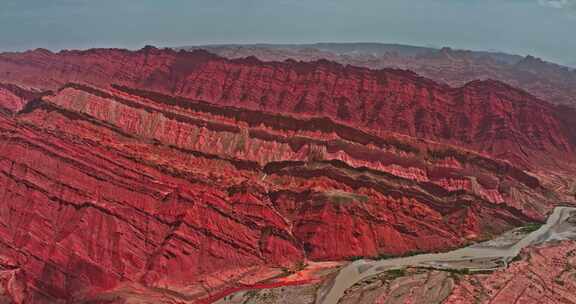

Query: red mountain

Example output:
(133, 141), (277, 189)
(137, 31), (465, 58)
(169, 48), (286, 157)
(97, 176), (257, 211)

(0, 48), (575, 303)
(182, 43), (576, 107)
(1, 47), (575, 167)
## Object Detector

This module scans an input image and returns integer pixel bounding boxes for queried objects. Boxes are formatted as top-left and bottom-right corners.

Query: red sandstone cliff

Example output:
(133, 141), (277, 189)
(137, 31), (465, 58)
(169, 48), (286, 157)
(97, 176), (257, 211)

(0, 47), (574, 167)
(0, 48), (575, 303)
(184, 44), (576, 107)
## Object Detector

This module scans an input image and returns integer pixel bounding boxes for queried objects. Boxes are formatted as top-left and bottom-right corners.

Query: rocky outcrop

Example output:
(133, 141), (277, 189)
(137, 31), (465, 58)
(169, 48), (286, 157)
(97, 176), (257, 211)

(0, 83), (43, 113)
(0, 80), (567, 303)
(0, 48), (574, 167)
(183, 44), (576, 107)
(0, 47), (575, 303)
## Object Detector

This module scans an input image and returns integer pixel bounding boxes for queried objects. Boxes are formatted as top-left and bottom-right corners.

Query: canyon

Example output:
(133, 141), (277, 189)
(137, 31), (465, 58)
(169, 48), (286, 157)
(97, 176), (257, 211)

(0, 47), (575, 303)
(217, 206), (576, 304)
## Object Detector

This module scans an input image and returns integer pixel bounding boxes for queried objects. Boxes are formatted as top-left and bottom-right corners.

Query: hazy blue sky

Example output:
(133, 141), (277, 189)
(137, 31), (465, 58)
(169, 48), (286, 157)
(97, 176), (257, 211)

(1, 0), (575, 65)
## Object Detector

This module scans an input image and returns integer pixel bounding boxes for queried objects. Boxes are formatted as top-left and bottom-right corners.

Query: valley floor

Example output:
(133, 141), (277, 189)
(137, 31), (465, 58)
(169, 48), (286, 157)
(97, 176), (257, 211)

(215, 206), (576, 304)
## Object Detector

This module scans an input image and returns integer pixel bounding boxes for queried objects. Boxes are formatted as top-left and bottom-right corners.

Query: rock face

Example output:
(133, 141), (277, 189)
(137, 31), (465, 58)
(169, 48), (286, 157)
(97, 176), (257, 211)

(0, 83), (44, 113)
(0, 48), (575, 167)
(0, 48), (575, 303)
(183, 43), (576, 107)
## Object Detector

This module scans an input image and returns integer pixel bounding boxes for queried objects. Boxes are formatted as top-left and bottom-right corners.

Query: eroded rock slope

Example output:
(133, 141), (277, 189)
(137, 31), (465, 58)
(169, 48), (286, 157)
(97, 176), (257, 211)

(0, 48), (574, 303)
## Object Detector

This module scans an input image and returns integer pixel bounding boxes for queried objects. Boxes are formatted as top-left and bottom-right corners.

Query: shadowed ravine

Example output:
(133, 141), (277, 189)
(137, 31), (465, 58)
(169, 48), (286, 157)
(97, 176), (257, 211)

(316, 206), (576, 304)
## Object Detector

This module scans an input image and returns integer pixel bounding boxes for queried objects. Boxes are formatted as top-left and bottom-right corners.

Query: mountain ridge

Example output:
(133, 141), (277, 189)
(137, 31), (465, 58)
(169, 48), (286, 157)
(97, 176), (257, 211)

(0, 46), (575, 303)
(179, 42), (576, 107)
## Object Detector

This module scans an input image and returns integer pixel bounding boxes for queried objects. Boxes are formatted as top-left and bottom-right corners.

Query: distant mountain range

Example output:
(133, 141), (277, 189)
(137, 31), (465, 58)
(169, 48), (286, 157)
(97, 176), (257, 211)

(180, 42), (525, 64)
(179, 43), (576, 107)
